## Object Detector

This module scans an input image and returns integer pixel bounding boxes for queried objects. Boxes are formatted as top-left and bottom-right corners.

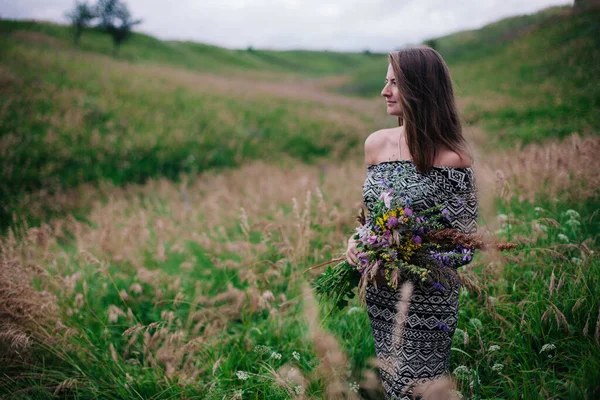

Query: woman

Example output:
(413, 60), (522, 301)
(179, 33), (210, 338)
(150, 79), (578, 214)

(346, 46), (479, 399)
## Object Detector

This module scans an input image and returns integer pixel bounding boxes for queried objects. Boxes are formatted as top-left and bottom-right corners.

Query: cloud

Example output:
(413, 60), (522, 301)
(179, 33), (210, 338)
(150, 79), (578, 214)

(0, 0), (572, 51)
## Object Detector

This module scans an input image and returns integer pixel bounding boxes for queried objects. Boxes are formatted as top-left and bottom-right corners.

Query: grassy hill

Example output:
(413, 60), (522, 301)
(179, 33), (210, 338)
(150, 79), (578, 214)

(1, 5), (598, 228)
(0, 19), (383, 76)
(0, 20), (382, 229)
(1, 4), (599, 400)
(342, 5), (600, 146)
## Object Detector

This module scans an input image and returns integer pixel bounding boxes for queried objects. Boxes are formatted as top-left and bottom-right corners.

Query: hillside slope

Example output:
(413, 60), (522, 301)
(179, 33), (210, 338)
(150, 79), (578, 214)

(342, 5), (599, 147)
(0, 19), (382, 76)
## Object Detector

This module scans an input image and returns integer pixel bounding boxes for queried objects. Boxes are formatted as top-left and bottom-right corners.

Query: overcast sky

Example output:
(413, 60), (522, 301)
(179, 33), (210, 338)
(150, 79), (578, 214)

(1, 0), (572, 52)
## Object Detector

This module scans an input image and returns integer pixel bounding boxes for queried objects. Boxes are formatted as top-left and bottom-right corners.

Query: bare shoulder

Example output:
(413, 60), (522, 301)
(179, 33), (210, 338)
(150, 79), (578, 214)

(436, 149), (472, 168)
(364, 128), (395, 166)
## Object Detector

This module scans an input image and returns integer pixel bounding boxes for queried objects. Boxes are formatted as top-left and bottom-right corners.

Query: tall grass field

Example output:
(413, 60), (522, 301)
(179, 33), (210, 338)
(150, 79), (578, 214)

(1, 4), (599, 399)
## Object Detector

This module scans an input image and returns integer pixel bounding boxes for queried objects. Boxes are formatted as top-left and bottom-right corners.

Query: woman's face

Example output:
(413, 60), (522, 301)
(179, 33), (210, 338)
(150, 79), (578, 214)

(381, 64), (402, 116)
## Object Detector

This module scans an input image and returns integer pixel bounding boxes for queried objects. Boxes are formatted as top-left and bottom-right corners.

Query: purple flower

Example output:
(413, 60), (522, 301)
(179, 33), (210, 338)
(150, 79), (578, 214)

(367, 235), (378, 245)
(404, 208), (413, 217)
(382, 229), (391, 242)
(357, 251), (368, 259)
(461, 248), (473, 262)
(386, 216), (399, 228)
(433, 282), (445, 292)
(429, 250), (455, 268)
(436, 321), (450, 332)
(413, 235), (422, 245)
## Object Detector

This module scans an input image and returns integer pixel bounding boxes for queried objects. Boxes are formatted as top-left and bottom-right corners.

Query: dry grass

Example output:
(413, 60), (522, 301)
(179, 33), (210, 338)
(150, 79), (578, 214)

(302, 283), (357, 400)
(0, 256), (57, 360)
(478, 133), (600, 204)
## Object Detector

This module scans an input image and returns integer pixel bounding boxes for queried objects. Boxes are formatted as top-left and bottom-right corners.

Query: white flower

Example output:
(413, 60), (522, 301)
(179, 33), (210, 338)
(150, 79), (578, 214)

(354, 224), (371, 240)
(292, 351), (301, 361)
(270, 351), (282, 360)
(496, 213), (508, 223)
(557, 233), (569, 242)
(534, 207), (545, 213)
(564, 209), (580, 219)
(293, 385), (304, 395)
(349, 381), (360, 393)
(571, 257), (583, 266)
(453, 365), (470, 379)
(488, 344), (501, 353)
(236, 370), (249, 380)
(540, 343), (556, 353)
(347, 306), (361, 315)
(253, 345), (270, 354)
(379, 190), (393, 209)
(492, 363), (504, 372)
(566, 219), (581, 228)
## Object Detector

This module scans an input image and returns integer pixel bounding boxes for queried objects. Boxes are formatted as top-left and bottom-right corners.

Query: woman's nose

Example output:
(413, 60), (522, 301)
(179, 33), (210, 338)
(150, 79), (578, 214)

(381, 85), (390, 97)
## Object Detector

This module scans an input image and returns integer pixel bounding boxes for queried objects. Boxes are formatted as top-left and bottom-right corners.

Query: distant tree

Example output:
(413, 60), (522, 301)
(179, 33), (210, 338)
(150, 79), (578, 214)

(574, 0), (600, 8)
(423, 39), (438, 51)
(65, 1), (96, 45)
(95, 0), (141, 55)
(363, 49), (372, 56)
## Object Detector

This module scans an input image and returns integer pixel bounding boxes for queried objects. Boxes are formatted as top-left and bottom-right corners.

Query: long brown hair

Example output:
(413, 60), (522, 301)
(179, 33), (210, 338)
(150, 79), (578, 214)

(388, 46), (472, 173)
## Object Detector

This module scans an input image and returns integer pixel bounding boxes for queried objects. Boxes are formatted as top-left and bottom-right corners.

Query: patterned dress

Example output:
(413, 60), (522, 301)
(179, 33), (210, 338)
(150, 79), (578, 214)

(361, 160), (478, 399)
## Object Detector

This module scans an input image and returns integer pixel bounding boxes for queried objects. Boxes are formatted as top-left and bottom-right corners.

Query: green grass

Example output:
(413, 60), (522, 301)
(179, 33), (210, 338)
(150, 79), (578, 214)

(1, 189), (598, 399)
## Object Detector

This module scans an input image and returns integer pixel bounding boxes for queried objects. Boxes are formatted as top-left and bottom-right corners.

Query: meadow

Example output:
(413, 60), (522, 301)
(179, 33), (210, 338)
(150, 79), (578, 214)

(1, 4), (599, 399)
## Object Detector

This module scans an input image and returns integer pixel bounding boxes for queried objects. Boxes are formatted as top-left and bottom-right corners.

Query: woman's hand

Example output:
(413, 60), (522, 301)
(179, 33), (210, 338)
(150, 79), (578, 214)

(346, 235), (359, 266)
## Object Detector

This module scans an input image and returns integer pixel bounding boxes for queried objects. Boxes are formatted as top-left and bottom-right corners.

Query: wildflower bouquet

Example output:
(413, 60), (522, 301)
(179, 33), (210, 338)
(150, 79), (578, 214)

(312, 168), (516, 310)
(313, 199), (466, 310)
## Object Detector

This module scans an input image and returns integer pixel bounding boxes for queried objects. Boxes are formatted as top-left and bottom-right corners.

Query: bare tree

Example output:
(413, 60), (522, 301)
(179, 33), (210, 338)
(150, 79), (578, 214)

(95, 0), (141, 55)
(65, 1), (96, 45)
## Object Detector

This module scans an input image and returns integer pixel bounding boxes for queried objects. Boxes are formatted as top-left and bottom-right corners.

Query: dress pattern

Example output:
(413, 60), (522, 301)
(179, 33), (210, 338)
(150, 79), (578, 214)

(362, 160), (478, 399)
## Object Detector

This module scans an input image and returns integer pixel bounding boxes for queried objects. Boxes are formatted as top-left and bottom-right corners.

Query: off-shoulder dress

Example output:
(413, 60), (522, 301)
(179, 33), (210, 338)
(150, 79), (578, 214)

(362, 159), (478, 399)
